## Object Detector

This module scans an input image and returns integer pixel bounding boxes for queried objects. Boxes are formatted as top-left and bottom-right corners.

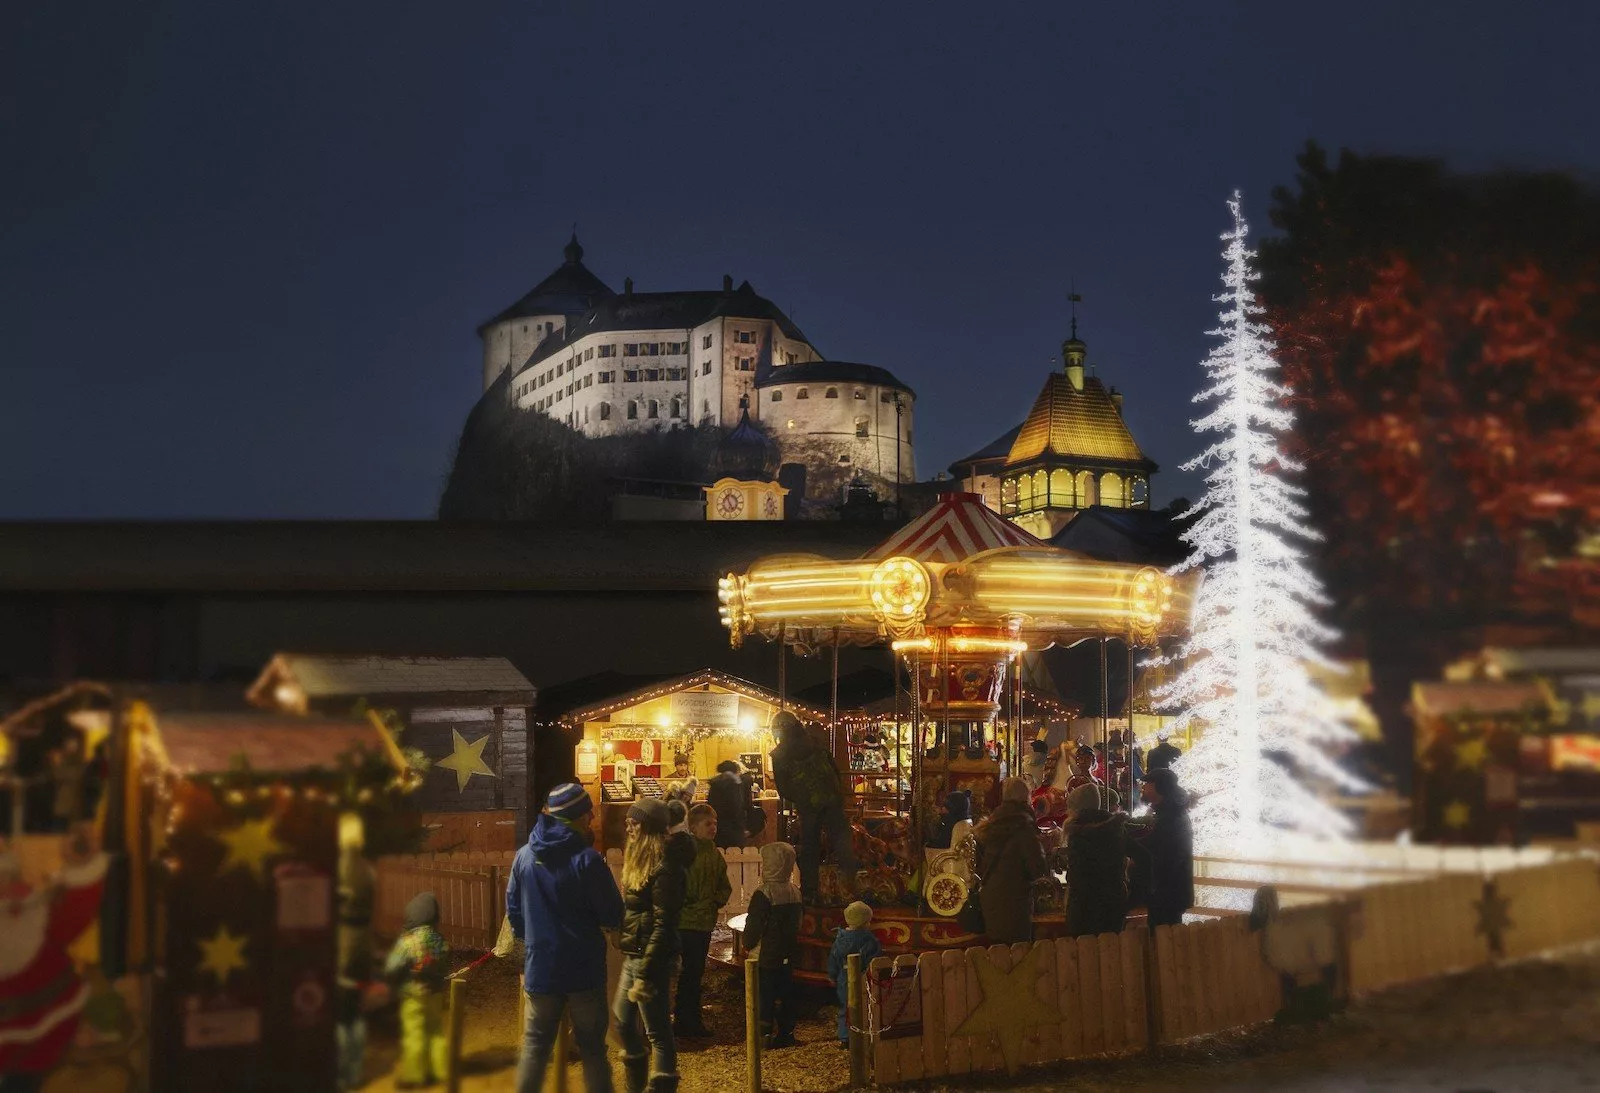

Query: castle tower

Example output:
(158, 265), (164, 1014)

(476, 234), (614, 391)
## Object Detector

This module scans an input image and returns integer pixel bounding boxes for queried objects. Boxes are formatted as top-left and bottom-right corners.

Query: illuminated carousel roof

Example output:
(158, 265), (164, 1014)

(717, 493), (1197, 653)
(865, 492), (1042, 563)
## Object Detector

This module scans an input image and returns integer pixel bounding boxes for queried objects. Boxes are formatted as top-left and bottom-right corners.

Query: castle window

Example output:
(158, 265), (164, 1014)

(585, 348), (594, 360)
(825, 387), (839, 399)
(737, 358), (754, 372)
(853, 389), (866, 400)
(703, 399), (711, 415)
(702, 334), (712, 349)
(645, 369), (660, 381)
(701, 361), (712, 375)
(647, 400), (659, 419)
(557, 363), (564, 376)
(855, 418), (869, 438)
(598, 344), (616, 358)
(521, 324), (527, 333)
(787, 419), (796, 429)
(770, 390), (783, 402)
(736, 331), (755, 344)
(599, 371), (614, 383)
(642, 342), (660, 356)
(627, 402), (638, 420)
(881, 392), (892, 403)
(624, 344), (639, 357)
(1075, 470), (1096, 507)
(583, 375), (592, 388)
(1100, 472), (1125, 508)
(670, 398), (682, 418)
(796, 388), (809, 400)
(599, 403), (612, 420)
(624, 370), (639, 383)
(1050, 468), (1072, 507)
(583, 406), (589, 423)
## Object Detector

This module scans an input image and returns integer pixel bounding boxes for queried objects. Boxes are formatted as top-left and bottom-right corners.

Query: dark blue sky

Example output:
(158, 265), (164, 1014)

(4, 2), (1597, 518)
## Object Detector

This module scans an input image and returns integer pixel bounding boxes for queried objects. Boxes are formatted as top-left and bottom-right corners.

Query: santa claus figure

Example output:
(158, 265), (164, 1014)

(0, 826), (107, 1093)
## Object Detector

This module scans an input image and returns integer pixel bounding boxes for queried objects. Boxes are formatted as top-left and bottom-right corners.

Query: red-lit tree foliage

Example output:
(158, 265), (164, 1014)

(1259, 144), (1600, 633)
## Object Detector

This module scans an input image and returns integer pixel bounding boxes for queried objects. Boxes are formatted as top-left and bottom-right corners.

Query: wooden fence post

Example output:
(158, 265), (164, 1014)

(848, 952), (868, 1084)
(446, 976), (467, 1093)
(1142, 928), (1161, 1050)
(745, 957), (762, 1093)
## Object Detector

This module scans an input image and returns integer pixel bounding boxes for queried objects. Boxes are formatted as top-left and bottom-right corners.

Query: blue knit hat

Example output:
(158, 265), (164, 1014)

(544, 782), (593, 821)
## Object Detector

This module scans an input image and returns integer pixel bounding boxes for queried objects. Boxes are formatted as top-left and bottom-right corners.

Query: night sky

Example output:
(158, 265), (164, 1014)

(4, 3), (1597, 519)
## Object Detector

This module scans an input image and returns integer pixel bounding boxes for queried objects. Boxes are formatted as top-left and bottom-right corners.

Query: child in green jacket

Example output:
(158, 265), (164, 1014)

(385, 891), (450, 1088)
(674, 803), (733, 1037)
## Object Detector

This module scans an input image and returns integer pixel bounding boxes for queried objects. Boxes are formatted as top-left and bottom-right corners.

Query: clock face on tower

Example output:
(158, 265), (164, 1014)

(717, 488), (746, 518)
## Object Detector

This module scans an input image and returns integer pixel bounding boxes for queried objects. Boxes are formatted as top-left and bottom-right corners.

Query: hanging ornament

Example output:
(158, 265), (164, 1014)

(197, 925), (250, 988)
(435, 729), (495, 792)
(216, 816), (287, 881)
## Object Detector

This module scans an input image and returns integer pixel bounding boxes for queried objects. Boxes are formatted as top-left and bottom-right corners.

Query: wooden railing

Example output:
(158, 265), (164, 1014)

(374, 853), (512, 951)
(870, 849), (1600, 1086)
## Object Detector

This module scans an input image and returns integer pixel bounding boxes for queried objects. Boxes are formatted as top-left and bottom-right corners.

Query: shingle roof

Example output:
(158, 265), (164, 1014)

(1005, 374), (1155, 470)
(512, 282), (812, 377)
(754, 360), (914, 397)
(477, 236), (615, 333)
(949, 424), (1023, 474)
(1048, 506), (1194, 566)
(152, 710), (401, 775)
(271, 655), (534, 701)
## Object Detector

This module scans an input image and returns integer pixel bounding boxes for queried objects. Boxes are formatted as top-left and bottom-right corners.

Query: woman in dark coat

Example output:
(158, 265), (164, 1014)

(1139, 768), (1194, 929)
(613, 799), (692, 1093)
(1062, 783), (1129, 937)
(973, 777), (1047, 943)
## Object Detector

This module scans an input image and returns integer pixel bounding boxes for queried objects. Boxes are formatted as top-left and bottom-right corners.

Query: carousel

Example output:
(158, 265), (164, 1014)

(716, 492), (1197, 976)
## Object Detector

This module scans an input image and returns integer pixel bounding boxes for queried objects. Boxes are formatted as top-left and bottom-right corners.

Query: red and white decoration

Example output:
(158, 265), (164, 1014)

(865, 491), (1042, 564)
(0, 850), (108, 1075)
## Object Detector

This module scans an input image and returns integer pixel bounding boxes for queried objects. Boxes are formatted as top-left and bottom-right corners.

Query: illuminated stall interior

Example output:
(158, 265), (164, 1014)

(562, 668), (826, 851)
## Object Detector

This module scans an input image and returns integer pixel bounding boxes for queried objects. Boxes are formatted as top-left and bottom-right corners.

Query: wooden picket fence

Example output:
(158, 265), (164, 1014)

(868, 850), (1600, 1086)
(373, 853), (510, 950)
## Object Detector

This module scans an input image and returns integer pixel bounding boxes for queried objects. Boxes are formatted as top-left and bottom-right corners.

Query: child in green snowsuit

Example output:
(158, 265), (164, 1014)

(385, 891), (451, 1087)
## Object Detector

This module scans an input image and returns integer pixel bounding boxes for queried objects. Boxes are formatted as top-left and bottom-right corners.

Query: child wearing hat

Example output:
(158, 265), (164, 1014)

(384, 892), (450, 1088)
(744, 841), (803, 1049)
(826, 901), (882, 1046)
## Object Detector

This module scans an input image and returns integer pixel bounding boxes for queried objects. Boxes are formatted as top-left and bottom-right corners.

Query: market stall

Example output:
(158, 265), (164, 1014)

(561, 668), (827, 852)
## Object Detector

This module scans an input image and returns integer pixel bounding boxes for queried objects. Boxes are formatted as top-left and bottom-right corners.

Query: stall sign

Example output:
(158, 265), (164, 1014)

(670, 692), (739, 728)
(871, 960), (923, 1040)
(1549, 734), (1600, 772)
(183, 994), (262, 1050)
(274, 862), (332, 934)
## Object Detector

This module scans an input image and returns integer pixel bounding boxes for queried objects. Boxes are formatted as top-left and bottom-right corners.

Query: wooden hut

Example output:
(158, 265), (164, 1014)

(247, 654), (536, 850)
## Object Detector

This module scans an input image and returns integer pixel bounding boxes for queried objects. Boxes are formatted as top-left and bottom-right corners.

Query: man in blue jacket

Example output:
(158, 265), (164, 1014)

(509, 783), (624, 1093)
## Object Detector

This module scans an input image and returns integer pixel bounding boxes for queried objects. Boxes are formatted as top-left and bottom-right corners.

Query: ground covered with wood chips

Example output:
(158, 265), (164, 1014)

(357, 945), (1600, 1091)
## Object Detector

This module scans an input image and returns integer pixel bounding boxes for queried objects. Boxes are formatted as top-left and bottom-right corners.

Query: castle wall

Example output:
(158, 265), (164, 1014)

(482, 313), (566, 390)
(756, 376), (915, 504)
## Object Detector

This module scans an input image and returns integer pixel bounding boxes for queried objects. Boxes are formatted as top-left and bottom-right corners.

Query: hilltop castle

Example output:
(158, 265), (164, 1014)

(476, 236), (916, 508)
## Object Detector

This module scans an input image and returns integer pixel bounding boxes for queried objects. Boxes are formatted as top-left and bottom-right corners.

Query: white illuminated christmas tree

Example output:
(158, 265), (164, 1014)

(1154, 193), (1365, 856)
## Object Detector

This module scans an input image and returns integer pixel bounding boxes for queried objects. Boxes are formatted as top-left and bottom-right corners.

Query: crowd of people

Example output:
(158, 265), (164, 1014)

(948, 733), (1196, 945)
(494, 779), (874, 1093)
(333, 723), (1193, 1092)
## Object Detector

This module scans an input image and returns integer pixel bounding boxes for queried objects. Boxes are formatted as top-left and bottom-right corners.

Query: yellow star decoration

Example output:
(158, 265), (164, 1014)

(197, 925), (249, 988)
(436, 728), (495, 792)
(1442, 800), (1472, 830)
(216, 816), (287, 880)
(950, 944), (1058, 1075)
(1454, 737), (1489, 771)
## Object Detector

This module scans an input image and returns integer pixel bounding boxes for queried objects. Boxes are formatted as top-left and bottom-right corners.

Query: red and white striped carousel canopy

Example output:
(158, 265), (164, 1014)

(863, 492), (1042, 564)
